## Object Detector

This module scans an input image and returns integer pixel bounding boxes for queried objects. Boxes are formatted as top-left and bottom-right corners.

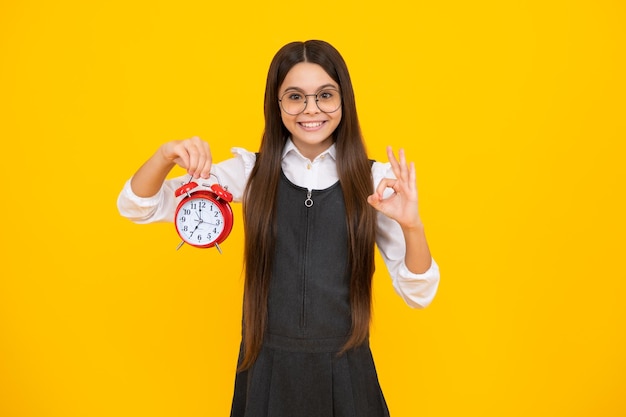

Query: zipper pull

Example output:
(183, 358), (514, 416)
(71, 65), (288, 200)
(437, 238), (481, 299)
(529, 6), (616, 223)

(304, 189), (313, 207)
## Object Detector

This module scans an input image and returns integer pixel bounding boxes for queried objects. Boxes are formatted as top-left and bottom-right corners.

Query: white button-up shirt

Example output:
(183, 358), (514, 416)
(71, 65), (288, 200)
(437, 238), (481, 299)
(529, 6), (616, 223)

(117, 140), (440, 308)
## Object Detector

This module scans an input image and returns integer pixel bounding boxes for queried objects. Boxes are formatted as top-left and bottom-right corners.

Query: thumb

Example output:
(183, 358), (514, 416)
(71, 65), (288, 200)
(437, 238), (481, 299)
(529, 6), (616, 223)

(367, 193), (382, 209)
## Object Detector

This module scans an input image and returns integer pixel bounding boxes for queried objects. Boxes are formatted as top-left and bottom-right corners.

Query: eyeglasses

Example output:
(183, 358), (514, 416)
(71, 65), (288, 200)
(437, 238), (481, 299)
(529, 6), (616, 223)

(279, 88), (342, 115)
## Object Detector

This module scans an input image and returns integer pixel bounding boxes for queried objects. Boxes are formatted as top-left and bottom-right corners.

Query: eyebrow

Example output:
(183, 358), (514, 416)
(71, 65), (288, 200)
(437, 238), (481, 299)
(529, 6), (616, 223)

(282, 83), (339, 93)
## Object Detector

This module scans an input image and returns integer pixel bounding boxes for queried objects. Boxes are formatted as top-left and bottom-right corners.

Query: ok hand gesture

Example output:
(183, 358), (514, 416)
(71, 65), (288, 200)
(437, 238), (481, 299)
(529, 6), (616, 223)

(367, 147), (423, 231)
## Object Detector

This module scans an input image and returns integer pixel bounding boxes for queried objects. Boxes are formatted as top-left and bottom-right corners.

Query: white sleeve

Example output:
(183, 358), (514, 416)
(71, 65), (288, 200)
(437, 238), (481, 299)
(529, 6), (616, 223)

(116, 176), (188, 224)
(116, 147), (256, 223)
(211, 147), (257, 202)
(372, 161), (440, 308)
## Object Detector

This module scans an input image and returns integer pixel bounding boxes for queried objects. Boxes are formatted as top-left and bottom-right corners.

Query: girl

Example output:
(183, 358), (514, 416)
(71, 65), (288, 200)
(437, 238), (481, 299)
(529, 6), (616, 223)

(117, 40), (439, 417)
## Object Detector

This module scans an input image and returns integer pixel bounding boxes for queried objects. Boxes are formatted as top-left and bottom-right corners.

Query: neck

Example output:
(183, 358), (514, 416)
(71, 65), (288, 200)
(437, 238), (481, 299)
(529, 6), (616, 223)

(293, 140), (333, 161)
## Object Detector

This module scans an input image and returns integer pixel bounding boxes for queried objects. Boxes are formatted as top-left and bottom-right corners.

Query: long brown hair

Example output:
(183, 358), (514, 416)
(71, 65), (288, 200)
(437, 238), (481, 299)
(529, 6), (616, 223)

(240, 40), (376, 371)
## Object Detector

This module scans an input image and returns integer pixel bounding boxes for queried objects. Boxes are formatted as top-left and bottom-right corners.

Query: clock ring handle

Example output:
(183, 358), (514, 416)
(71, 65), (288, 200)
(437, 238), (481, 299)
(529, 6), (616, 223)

(201, 173), (234, 203)
(174, 181), (199, 197)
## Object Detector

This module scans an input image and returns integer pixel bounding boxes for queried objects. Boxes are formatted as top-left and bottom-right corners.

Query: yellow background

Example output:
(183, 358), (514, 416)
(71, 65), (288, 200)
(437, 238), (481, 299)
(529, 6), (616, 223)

(1, 0), (625, 416)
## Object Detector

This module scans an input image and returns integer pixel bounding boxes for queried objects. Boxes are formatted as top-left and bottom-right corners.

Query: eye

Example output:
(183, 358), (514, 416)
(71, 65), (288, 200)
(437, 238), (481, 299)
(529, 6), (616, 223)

(286, 92), (303, 101)
(318, 90), (335, 100)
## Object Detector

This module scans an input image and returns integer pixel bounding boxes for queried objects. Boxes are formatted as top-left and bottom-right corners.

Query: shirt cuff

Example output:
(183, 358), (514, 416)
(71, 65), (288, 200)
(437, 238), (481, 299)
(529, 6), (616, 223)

(394, 258), (440, 309)
(116, 178), (166, 223)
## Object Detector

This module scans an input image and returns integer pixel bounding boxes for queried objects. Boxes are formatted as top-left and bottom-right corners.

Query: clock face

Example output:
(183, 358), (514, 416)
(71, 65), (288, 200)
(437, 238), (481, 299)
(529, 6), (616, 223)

(175, 195), (228, 247)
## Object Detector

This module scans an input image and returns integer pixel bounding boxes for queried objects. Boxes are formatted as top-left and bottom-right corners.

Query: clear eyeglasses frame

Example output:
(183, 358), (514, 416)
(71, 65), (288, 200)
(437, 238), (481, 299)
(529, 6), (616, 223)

(278, 88), (342, 115)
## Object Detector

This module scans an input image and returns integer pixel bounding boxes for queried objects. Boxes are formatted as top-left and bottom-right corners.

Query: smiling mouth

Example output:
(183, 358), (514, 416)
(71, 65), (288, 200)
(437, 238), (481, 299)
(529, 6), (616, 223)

(299, 121), (326, 129)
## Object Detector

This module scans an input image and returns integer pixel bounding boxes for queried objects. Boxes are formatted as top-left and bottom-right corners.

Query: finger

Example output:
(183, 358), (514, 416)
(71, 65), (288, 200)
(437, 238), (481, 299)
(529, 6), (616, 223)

(171, 141), (191, 170)
(374, 177), (397, 198)
(193, 151), (207, 178)
(386, 146), (401, 178)
(399, 148), (409, 182)
(408, 161), (417, 193)
(190, 137), (212, 174)
(367, 193), (381, 208)
(186, 141), (201, 177)
(394, 147), (412, 186)
(387, 146), (411, 185)
(186, 137), (212, 178)
(192, 138), (207, 176)
(198, 141), (213, 178)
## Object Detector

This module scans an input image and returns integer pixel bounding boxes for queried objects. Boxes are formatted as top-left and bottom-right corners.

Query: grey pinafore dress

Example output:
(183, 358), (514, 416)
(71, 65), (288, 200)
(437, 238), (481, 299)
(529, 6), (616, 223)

(230, 172), (390, 417)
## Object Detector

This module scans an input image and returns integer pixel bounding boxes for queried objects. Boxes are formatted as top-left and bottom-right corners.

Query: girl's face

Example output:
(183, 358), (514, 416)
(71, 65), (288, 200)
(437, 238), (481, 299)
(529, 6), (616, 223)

(278, 62), (342, 160)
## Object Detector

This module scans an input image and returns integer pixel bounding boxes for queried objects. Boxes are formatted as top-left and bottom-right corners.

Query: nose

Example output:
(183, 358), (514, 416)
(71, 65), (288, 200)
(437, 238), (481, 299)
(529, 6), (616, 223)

(303, 94), (320, 114)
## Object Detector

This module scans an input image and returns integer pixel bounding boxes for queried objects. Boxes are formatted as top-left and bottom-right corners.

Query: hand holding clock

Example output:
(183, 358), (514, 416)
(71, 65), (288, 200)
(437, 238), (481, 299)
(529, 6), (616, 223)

(127, 136), (233, 251)
(160, 136), (213, 179)
(130, 136), (213, 198)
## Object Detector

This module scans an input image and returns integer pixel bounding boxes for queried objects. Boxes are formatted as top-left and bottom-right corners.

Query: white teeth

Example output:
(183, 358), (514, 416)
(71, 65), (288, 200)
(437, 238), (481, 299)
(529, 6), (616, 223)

(300, 122), (323, 128)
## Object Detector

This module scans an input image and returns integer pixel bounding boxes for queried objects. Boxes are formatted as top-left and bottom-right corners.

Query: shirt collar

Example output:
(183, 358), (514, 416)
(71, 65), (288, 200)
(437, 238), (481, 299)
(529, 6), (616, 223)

(281, 138), (337, 162)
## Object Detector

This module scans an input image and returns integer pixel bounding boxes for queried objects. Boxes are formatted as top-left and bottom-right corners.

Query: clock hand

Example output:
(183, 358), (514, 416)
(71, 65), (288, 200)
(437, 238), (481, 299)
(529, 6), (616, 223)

(193, 210), (206, 227)
(187, 222), (202, 238)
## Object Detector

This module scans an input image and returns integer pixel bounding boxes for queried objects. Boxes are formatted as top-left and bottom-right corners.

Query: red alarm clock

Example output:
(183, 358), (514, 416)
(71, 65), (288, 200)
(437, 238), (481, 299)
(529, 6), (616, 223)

(174, 178), (234, 253)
